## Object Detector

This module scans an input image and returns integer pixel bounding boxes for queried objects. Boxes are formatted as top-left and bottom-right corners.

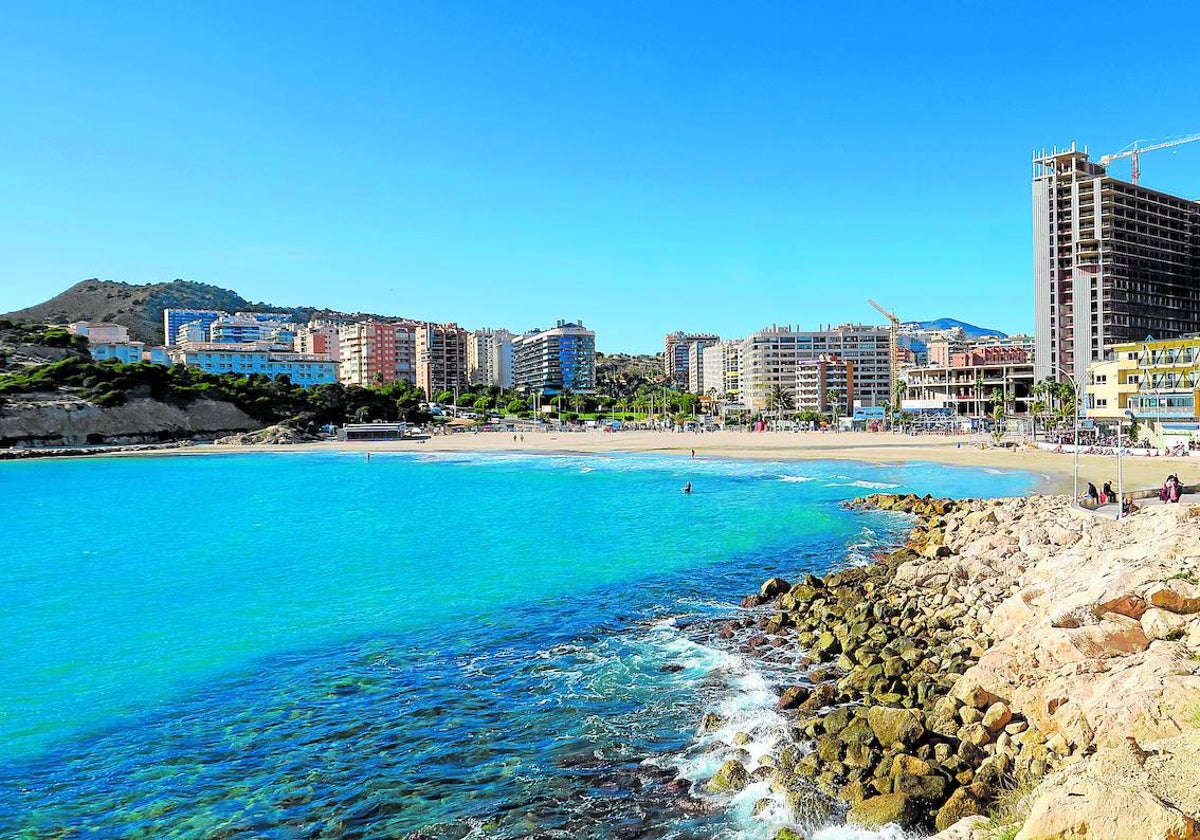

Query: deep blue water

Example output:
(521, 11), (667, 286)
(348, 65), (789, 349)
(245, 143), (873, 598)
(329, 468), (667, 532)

(0, 451), (1035, 838)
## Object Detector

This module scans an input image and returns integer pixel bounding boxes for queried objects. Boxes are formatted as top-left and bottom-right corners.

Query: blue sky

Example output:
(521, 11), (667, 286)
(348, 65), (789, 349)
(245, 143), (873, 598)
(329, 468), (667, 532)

(3, 1), (1199, 352)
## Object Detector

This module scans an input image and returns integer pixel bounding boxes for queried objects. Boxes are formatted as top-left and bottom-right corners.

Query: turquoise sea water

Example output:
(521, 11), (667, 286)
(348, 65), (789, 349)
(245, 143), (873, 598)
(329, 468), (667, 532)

(0, 451), (1034, 838)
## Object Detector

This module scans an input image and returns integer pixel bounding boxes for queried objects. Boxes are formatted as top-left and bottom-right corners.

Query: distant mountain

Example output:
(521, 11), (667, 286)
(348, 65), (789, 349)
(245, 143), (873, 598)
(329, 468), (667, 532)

(903, 318), (1008, 339)
(2, 279), (394, 344)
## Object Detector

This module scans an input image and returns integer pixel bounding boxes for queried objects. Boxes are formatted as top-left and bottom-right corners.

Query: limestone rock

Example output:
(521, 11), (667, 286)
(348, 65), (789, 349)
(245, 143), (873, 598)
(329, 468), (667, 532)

(847, 793), (922, 829)
(1148, 584), (1200, 615)
(866, 706), (925, 748)
(707, 759), (750, 793)
(1016, 771), (1200, 840)
(981, 702), (1013, 732)
(760, 577), (791, 599)
(951, 675), (998, 710)
(1141, 607), (1188, 641)
(778, 685), (811, 710)
(934, 785), (988, 831)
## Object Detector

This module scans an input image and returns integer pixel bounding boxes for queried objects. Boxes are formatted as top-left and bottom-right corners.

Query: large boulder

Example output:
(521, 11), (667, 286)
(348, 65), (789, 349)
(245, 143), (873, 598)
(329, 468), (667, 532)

(847, 793), (922, 829)
(1016, 775), (1199, 840)
(1015, 729), (1200, 840)
(934, 785), (988, 831)
(867, 706), (925, 748)
(760, 577), (791, 599)
(707, 759), (750, 794)
(1147, 584), (1200, 615)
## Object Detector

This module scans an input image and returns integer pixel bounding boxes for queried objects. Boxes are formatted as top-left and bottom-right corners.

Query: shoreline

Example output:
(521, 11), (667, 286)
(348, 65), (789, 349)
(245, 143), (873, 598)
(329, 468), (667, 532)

(738, 493), (1200, 837)
(9, 429), (1198, 498)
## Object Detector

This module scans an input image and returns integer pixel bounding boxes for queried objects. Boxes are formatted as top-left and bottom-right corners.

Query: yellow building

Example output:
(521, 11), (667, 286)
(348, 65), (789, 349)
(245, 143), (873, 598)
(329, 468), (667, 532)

(1086, 336), (1200, 441)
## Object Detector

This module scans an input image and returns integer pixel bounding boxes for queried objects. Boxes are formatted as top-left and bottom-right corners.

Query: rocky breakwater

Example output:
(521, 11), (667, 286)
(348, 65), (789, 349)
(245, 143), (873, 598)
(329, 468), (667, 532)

(723, 493), (1200, 839)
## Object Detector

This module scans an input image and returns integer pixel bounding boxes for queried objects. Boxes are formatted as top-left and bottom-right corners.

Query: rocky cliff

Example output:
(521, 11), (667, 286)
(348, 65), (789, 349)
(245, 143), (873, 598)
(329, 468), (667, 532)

(714, 494), (1200, 839)
(0, 393), (259, 447)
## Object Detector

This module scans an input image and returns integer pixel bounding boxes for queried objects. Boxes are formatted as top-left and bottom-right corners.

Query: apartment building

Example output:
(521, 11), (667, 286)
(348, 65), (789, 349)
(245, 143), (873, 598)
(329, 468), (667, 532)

(664, 331), (719, 391)
(903, 346), (1033, 417)
(338, 320), (417, 386)
(170, 343), (338, 386)
(701, 339), (742, 398)
(293, 322), (342, 362)
(69, 321), (130, 344)
(513, 320), (596, 394)
(1033, 143), (1200, 384)
(163, 309), (222, 346)
(467, 328), (515, 389)
(415, 322), (469, 399)
(1087, 335), (1200, 428)
(796, 356), (854, 416)
(208, 314), (295, 347)
(739, 324), (891, 411)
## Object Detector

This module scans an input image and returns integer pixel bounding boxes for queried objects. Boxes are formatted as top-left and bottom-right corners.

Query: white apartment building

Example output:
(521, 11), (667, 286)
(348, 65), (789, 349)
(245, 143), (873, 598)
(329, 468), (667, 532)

(739, 324), (891, 411)
(513, 320), (596, 395)
(701, 339), (741, 398)
(467, 328), (515, 389)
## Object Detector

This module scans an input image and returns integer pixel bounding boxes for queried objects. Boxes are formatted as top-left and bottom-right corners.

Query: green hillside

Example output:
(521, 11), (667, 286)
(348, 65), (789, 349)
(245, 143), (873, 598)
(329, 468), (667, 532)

(2, 279), (376, 344)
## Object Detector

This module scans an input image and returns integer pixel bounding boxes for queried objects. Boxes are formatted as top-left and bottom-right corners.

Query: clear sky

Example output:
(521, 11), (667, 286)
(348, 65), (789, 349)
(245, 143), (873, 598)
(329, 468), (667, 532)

(3, 1), (1199, 352)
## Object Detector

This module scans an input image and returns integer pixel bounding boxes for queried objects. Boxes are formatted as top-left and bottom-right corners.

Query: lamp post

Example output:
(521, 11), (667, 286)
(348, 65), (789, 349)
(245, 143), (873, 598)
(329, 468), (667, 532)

(1045, 365), (1081, 505)
(1117, 409), (1134, 519)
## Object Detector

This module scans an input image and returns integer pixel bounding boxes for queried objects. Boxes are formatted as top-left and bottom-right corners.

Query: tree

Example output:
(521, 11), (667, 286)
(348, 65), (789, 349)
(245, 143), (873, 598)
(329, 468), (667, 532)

(764, 384), (793, 415)
(991, 403), (1007, 444)
(826, 388), (842, 426)
(1030, 399), (1046, 440)
(506, 397), (527, 415)
(435, 390), (454, 405)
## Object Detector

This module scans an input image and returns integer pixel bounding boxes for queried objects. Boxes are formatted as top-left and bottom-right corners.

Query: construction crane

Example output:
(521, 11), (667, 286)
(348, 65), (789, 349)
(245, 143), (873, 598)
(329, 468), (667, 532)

(867, 298), (900, 407)
(1099, 133), (1200, 185)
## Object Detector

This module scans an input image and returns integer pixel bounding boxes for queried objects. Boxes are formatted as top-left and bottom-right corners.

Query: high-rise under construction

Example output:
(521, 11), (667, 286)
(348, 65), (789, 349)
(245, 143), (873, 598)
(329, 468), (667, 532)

(1032, 142), (1200, 385)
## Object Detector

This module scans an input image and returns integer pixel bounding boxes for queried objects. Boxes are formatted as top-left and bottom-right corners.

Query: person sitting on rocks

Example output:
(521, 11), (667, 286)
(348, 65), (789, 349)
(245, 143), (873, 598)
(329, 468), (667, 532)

(1122, 495), (1140, 516)
(1102, 481), (1114, 504)
(1085, 482), (1100, 508)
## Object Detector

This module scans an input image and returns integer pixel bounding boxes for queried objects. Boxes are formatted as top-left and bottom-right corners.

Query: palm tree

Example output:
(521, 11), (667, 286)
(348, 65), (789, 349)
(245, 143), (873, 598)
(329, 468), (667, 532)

(826, 388), (843, 427)
(1030, 399), (1046, 441)
(764, 384), (794, 420)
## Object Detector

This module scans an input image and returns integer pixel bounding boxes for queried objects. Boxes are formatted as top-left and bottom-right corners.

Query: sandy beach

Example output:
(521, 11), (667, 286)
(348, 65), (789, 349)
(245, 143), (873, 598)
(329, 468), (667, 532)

(184, 429), (1200, 497)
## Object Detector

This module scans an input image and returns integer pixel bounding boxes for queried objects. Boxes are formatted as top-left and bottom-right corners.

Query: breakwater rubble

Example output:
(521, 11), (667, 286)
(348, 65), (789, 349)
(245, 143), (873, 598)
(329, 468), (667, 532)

(705, 492), (1200, 839)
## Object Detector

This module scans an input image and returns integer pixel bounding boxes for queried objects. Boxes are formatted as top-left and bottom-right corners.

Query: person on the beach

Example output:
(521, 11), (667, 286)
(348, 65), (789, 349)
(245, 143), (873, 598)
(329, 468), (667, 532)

(1170, 475), (1183, 503)
(1102, 481), (1114, 504)
(1086, 482), (1099, 508)
(1123, 495), (1140, 516)
(683, 482), (692, 495)
(691, 449), (695, 459)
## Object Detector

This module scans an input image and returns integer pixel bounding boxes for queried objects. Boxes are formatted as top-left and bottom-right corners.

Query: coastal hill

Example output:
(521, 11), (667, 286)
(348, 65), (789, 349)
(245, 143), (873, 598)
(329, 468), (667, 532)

(1, 279), (397, 345)
(904, 318), (1008, 339)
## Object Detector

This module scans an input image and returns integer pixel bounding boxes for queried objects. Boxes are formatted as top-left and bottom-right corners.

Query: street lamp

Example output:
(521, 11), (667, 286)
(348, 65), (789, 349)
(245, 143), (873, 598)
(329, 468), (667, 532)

(1117, 409), (1134, 519)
